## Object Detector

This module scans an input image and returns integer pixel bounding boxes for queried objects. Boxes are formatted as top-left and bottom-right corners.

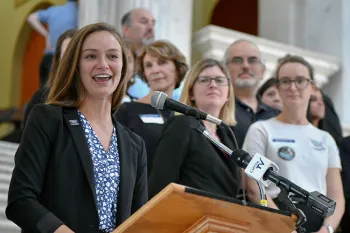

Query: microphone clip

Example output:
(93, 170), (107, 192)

(278, 188), (307, 233)
(244, 153), (279, 187)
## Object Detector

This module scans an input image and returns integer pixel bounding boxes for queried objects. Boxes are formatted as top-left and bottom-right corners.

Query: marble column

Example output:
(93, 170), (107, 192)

(79, 0), (193, 63)
(258, 0), (300, 45)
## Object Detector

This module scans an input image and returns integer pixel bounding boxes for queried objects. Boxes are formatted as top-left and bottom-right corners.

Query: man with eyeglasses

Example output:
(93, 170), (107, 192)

(223, 39), (280, 148)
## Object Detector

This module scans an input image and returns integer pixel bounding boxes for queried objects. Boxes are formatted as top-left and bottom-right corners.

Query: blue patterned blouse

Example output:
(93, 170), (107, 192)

(78, 111), (120, 232)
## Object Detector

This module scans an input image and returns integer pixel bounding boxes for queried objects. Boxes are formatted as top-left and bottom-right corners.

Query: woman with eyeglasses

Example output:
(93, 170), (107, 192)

(148, 58), (243, 199)
(243, 55), (344, 233)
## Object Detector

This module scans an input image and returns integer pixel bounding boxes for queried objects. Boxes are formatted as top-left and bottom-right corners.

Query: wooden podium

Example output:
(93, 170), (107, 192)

(113, 183), (297, 233)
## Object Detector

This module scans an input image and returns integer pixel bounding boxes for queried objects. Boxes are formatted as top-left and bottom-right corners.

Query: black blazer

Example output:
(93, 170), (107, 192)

(148, 115), (242, 199)
(339, 136), (350, 198)
(6, 104), (148, 233)
(323, 93), (343, 145)
(23, 87), (49, 128)
(114, 102), (173, 174)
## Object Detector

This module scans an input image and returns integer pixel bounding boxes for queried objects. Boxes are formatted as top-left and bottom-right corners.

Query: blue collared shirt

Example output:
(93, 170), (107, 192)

(37, 1), (78, 54)
(127, 74), (183, 101)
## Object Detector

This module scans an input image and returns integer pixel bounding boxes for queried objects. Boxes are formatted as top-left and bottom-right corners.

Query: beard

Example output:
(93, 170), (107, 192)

(235, 78), (260, 88)
(142, 37), (154, 46)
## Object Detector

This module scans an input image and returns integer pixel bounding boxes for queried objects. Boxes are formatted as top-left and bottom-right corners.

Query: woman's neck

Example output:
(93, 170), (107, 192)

(199, 105), (221, 120)
(312, 118), (321, 128)
(137, 93), (152, 104)
(203, 120), (217, 135)
(137, 88), (174, 105)
(79, 97), (112, 124)
(158, 88), (174, 100)
(199, 105), (221, 134)
(276, 106), (309, 125)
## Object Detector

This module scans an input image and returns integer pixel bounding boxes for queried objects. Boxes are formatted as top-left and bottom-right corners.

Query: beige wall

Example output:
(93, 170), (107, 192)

(192, 0), (218, 32)
(191, 0), (219, 65)
(0, 0), (65, 108)
(0, 0), (65, 136)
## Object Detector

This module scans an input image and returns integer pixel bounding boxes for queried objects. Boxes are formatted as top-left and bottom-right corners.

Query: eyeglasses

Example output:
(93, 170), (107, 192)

(196, 76), (229, 86)
(228, 56), (261, 65)
(277, 77), (313, 90)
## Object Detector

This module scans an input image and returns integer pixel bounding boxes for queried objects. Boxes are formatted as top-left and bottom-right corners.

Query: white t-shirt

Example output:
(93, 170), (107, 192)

(242, 118), (341, 198)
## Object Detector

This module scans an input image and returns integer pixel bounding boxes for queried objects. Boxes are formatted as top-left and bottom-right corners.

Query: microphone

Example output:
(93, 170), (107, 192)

(233, 149), (336, 218)
(151, 91), (224, 126)
(195, 125), (336, 218)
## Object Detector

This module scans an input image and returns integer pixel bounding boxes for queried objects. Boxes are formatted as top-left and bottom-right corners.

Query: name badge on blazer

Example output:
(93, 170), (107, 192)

(139, 114), (164, 124)
(69, 119), (80, 126)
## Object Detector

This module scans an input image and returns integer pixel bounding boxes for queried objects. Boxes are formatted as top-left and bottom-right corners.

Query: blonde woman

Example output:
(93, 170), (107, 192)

(148, 58), (241, 198)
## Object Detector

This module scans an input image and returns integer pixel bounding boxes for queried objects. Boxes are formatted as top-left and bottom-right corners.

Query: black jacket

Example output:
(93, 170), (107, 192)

(149, 115), (242, 199)
(339, 136), (350, 198)
(6, 104), (148, 233)
(114, 102), (173, 174)
(23, 87), (49, 128)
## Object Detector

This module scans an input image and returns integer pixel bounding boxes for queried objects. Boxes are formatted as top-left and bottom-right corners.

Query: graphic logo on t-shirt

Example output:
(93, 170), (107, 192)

(310, 139), (326, 151)
(277, 146), (295, 161)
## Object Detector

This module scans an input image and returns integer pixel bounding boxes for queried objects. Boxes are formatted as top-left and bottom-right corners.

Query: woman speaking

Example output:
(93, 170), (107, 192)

(6, 23), (147, 233)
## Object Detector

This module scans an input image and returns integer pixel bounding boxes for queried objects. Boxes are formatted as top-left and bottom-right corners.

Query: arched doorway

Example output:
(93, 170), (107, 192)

(20, 30), (46, 105)
(210, 0), (258, 36)
(17, 3), (51, 106)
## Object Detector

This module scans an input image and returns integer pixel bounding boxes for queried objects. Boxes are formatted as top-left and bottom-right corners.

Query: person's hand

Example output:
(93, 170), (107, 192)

(54, 225), (74, 233)
(45, 35), (51, 50)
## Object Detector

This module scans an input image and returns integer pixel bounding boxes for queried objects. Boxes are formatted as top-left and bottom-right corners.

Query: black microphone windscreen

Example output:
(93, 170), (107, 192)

(231, 149), (252, 168)
(151, 91), (167, 109)
(232, 149), (249, 158)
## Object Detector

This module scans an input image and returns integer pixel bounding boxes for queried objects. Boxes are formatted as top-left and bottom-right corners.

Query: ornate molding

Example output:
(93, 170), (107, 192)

(192, 25), (340, 88)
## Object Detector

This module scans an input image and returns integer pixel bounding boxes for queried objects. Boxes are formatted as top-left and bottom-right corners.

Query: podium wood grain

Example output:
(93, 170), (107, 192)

(113, 183), (296, 233)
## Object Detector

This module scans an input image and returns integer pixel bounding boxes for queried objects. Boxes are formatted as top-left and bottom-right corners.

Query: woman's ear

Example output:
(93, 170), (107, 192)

(189, 88), (194, 101)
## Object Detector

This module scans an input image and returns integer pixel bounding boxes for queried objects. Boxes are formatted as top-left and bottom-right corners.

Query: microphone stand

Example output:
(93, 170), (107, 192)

(278, 188), (307, 233)
(194, 124), (267, 207)
(222, 123), (266, 206)
(195, 123), (307, 232)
